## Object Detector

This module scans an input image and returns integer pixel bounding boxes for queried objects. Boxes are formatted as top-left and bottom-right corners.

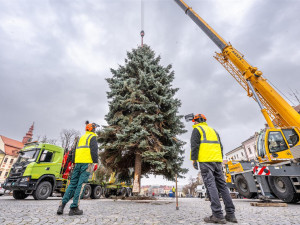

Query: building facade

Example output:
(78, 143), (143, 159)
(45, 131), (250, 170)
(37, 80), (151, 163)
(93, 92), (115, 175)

(225, 145), (248, 161)
(0, 123), (34, 183)
(241, 134), (258, 160)
(0, 136), (23, 183)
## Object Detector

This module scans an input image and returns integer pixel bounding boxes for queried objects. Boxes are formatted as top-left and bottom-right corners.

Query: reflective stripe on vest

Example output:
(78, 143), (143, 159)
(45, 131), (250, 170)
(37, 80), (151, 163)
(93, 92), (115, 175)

(193, 123), (222, 162)
(75, 131), (96, 163)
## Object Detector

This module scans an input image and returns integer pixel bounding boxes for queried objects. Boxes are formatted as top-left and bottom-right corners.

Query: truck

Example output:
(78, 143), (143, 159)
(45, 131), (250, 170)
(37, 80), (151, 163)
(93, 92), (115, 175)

(195, 184), (206, 198)
(3, 141), (132, 200)
(174, 0), (300, 203)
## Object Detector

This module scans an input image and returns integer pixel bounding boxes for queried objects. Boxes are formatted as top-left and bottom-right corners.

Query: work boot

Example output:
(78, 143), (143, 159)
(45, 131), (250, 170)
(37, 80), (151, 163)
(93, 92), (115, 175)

(69, 207), (83, 216)
(57, 203), (66, 215)
(204, 215), (226, 224)
(225, 215), (238, 223)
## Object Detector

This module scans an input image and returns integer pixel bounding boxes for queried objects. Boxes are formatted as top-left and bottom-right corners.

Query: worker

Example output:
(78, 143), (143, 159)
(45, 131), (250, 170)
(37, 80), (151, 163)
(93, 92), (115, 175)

(190, 114), (237, 224)
(172, 186), (176, 198)
(57, 121), (99, 216)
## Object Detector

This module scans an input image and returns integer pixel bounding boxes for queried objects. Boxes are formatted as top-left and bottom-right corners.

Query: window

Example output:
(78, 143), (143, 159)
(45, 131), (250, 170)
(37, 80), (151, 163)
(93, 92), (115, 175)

(39, 150), (53, 163)
(0, 171), (2, 176)
(241, 152), (244, 156)
(257, 131), (266, 158)
(4, 172), (8, 177)
(4, 158), (8, 163)
(10, 159), (14, 164)
(282, 129), (299, 148)
(268, 131), (288, 153)
(248, 148), (252, 154)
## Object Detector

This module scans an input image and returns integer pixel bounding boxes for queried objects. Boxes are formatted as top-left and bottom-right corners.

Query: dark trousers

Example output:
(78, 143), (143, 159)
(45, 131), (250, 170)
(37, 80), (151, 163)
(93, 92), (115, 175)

(62, 163), (90, 208)
(199, 162), (235, 218)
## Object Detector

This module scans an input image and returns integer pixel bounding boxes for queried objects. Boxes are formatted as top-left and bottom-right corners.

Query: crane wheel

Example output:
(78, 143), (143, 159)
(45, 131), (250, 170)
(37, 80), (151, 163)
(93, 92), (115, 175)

(235, 175), (255, 199)
(268, 176), (299, 203)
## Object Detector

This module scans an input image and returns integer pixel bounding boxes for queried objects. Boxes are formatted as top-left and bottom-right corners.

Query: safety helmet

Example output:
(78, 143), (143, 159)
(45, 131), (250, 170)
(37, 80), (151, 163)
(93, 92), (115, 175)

(85, 121), (99, 132)
(192, 114), (207, 123)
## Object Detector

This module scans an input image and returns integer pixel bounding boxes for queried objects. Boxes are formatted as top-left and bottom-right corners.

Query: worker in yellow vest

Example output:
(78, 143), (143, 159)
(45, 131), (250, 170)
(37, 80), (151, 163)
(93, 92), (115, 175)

(172, 186), (176, 197)
(57, 121), (99, 216)
(188, 114), (237, 224)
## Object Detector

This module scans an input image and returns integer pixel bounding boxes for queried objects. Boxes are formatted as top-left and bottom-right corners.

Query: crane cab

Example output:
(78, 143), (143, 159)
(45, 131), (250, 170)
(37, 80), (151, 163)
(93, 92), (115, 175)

(257, 128), (300, 163)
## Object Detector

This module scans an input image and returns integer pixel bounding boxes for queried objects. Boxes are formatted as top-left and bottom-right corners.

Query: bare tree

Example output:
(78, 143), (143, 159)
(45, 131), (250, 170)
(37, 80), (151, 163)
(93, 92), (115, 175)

(182, 176), (199, 196)
(36, 135), (57, 145)
(60, 129), (80, 151)
(197, 171), (204, 185)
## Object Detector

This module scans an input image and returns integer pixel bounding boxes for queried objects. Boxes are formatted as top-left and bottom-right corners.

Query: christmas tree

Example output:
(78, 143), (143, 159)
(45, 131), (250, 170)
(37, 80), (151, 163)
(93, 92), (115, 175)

(98, 45), (187, 192)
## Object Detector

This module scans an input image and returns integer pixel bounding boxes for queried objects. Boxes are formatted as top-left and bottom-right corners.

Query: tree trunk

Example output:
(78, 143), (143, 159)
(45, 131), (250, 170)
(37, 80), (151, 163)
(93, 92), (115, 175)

(132, 152), (142, 195)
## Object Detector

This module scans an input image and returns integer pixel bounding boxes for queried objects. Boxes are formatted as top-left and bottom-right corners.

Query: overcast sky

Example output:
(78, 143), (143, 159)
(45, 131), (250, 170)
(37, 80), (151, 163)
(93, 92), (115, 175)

(1, 0), (300, 186)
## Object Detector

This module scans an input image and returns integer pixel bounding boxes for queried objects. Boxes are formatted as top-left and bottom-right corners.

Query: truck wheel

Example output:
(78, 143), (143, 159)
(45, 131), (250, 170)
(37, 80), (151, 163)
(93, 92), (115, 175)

(33, 181), (52, 200)
(82, 184), (92, 199)
(235, 175), (254, 199)
(126, 188), (132, 197)
(91, 186), (102, 199)
(118, 187), (127, 197)
(104, 188), (111, 198)
(13, 190), (29, 200)
(268, 176), (300, 203)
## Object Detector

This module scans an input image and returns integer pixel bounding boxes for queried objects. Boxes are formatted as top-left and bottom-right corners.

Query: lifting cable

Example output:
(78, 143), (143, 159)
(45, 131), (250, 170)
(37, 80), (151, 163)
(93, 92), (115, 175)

(140, 0), (145, 47)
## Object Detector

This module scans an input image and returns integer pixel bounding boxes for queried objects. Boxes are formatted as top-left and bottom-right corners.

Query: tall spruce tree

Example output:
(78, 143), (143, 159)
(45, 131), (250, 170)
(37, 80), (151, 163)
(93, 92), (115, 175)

(98, 45), (187, 189)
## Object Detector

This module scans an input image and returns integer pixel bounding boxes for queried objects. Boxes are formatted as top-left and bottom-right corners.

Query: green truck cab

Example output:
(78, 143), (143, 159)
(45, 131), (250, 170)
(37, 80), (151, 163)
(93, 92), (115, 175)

(3, 142), (133, 200)
(3, 142), (64, 200)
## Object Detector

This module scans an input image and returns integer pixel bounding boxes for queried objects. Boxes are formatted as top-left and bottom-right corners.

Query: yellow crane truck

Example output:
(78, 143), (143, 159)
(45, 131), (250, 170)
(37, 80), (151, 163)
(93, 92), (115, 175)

(174, 0), (300, 203)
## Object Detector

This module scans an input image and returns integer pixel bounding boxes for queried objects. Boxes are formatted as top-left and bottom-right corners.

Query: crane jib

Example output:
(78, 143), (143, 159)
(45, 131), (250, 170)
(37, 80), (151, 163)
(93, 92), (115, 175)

(174, 0), (227, 50)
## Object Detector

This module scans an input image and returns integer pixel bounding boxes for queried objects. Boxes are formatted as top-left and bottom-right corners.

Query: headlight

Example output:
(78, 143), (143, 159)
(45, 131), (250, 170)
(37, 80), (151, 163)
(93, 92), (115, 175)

(20, 177), (30, 182)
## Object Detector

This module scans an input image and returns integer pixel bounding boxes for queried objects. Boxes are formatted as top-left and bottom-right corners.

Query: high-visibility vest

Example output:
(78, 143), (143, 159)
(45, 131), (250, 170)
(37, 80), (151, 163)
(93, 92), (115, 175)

(172, 187), (175, 192)
(75, 131), (96, 163)
(192, 122), (222, 162)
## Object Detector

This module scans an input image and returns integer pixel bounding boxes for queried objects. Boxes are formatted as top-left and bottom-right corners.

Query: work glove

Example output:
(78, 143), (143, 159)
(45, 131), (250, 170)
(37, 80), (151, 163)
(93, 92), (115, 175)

(93, 164), (98, 171)
(193, 160), (199, 170)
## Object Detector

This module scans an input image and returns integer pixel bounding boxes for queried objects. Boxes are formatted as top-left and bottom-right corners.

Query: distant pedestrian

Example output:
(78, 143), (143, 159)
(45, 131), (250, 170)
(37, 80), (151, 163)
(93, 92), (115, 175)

(172, 186), (176, 198)
(189, 114), (237, 224)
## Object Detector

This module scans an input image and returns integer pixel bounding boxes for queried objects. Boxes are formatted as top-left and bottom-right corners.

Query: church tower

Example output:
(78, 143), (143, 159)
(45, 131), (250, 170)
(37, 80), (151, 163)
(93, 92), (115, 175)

(22, 123), (34, 144)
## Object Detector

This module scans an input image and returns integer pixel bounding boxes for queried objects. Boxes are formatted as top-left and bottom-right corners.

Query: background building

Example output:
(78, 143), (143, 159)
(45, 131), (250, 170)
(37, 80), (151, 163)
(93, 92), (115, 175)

(0, 123), (34, 183)
(225, 145), (247, 161)
(0, 136), (23, 182)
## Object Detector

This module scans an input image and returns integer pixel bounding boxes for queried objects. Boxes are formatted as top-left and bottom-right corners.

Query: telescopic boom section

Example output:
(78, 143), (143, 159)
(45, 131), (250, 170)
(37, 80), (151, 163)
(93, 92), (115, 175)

(174, 0), (228, 51)
(174, 0), (300, 129)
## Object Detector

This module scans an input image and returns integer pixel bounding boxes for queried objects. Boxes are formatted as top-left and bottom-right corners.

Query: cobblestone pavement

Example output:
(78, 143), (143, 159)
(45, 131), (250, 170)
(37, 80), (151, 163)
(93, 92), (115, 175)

(0, 196), (299, 225)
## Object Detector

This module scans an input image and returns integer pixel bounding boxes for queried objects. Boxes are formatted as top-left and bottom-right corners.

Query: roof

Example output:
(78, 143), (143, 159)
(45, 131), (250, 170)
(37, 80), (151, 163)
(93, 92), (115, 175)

(0, 135), (24, 156)
(0, 149), (5, 155)
(241, 134), (256, 144)
(225, 145), (243, 156)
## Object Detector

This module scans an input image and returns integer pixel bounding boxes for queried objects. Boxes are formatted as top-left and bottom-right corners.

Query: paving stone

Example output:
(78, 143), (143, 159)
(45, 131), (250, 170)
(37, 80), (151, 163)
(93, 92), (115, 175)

(0, 196), (299, 224)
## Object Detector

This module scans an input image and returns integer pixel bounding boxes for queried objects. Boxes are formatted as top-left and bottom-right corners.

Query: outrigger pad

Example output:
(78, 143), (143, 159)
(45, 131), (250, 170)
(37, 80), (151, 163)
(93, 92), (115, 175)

(185, 113), (194, 122)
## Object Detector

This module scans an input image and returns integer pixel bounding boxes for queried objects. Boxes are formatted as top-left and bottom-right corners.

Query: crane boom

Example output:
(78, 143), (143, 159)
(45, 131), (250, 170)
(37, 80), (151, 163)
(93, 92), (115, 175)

(174, 0), (227, 51)
(174, 0), (300, 129)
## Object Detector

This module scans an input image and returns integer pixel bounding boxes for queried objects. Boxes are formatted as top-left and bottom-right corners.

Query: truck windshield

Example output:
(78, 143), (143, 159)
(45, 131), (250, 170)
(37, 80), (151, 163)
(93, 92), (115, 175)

(268, 131), (288, 153)
(18, 148), (40, 163)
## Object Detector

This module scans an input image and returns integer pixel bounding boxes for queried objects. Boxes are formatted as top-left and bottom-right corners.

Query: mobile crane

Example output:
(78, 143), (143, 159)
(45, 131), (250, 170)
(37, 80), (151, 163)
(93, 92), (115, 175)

(174, 0), (300, 202)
